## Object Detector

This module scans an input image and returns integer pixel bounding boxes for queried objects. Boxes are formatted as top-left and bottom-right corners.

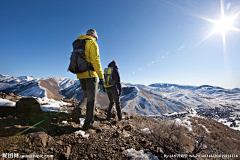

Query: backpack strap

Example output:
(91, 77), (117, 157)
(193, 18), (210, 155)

(84, 38), (95, 77)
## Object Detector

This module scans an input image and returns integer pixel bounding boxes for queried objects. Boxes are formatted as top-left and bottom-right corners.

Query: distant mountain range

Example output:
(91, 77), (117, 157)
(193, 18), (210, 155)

(1, 74), (240, 115)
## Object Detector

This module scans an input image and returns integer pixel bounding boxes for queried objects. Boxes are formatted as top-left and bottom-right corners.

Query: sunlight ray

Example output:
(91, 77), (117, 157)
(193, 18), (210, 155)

(201, 29), (216, 44)
(199, 17), (217, 24)
(231, 27), (240, 32)
(220, 0), (225, 18)
(222, 32), (226, 55)
(232, 10), (240, 19)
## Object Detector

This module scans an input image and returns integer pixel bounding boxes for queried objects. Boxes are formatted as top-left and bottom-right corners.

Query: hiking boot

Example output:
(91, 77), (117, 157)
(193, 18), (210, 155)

(82, 119), (95, 131)
(118, 115), (122, 121)
(82, 124), (94, 131)
(82, 126), (88, 131)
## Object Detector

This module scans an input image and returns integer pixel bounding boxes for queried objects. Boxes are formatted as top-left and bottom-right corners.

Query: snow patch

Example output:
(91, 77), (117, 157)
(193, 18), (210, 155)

(122, 148), (159, 160)
(141, 128), (151, 134)
(0, 98), (16, 107)
(79, 118), (85, 127)
(216, 118), (240, 131)
(61, 121), (68, 124)
(175, 118), (193, 131)
(199, 124), (211, 133)
(37, 97), (71, 112)
(74, 130), (89, 139)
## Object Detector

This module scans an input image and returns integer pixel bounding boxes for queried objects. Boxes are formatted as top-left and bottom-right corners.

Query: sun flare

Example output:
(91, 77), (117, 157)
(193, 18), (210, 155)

(199, 0), (240, 49)
(213, 16), (234, 33)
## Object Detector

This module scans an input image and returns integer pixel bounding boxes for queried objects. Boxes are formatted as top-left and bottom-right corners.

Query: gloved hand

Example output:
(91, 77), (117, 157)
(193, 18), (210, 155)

(99, 79), (106, 92)
(99, 79), (104, 86)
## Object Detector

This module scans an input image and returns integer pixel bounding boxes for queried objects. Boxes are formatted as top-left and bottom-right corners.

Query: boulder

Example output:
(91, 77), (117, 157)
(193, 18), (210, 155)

(123, 124), (133, 132)
(16, 98), (43, 116)
(16, 98), (50, 130)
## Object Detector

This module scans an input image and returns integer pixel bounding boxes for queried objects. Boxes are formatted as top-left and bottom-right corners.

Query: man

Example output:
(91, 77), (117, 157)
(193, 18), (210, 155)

(71, 29), (104, 130)
(105, 60), (122, 121)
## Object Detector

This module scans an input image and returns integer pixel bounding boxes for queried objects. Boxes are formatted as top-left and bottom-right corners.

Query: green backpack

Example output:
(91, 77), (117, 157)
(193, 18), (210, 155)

(104, 67), (115, 88)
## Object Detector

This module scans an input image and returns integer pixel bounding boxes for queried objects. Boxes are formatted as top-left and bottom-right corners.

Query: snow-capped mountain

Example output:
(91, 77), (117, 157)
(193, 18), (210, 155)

(121, 83), (240, 115)
(52, 77), (78, 89)
(0, 74), (38, 88)
(0, 75), (74, 100)
(17, 75), (38, 81)
(1, 74), (240, 116)
(120, 85), (186, 116)
(0, 80), (46, 98)
(0, 75), (78, 100)
(59, 80), (82, 100)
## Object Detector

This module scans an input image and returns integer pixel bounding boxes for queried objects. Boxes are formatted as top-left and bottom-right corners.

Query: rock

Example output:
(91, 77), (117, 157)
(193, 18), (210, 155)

(56, 140), (63, 145)
(63, 146), (71, 159)
(30, 132), (49, 147)
(16, 98), (49, 129)
(122, 130), (130, 138)
(102, 147), (106, 151)
(63, 99), (72, 103)
(47, 137), (55, 147)
(111, 121), (117, 125)
(16, 98), (42, 115)
(123, 112), (129, 120)
(0, 92), (6, 99)
(96, 128), (102, 133)
(112, 131), (121, 138)
(90, 154), (94, 158)
(123, 125), (133, 132)
(120, 147), (125, 151)
(116, 121), (122, 129)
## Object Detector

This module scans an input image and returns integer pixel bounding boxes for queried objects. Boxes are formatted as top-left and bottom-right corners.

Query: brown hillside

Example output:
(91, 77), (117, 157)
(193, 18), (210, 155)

(39, 78), (64, 101)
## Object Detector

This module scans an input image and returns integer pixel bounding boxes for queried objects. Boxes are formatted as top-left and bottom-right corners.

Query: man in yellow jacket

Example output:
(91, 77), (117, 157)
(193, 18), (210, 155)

(71, 29), (104, 130)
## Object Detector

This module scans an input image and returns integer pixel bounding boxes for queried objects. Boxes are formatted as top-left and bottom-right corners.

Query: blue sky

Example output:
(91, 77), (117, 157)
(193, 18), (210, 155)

(0, 0), (240, 89)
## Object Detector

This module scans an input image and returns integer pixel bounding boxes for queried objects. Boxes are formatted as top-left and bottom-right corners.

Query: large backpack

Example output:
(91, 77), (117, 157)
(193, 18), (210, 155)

(68, 39), (94, 75)
(104, 67), (115, 88)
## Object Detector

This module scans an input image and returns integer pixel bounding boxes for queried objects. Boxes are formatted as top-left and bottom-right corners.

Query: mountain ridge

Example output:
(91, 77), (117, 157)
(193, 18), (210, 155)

(1, 74), (240, 115)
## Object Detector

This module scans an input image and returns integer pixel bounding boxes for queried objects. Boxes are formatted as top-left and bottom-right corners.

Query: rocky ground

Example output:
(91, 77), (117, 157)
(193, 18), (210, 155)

(1, 92), (240, 160)
(0, 92), (161, 160)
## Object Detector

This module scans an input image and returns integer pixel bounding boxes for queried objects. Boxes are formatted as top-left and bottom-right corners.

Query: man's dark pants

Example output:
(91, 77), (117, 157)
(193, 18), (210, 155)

(106, 89), (122, 120)
(78, 77), (98, 129)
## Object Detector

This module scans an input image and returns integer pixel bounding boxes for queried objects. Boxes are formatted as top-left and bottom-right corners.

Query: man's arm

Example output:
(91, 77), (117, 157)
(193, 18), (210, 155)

(114, 68), (122, 95)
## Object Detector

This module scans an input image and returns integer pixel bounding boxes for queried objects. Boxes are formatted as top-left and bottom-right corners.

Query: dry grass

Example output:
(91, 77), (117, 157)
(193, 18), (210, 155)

(131, 114), (240, 159)
(190, 117), (240, 156)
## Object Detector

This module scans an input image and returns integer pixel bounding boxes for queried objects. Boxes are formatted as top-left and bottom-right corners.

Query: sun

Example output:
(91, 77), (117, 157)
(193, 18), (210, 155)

(213, 16), (234, 33)
(199, 0), (240, 47)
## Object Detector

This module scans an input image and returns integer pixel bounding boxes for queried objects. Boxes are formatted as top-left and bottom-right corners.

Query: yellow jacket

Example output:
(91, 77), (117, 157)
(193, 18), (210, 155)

(76, 35), (104, 80)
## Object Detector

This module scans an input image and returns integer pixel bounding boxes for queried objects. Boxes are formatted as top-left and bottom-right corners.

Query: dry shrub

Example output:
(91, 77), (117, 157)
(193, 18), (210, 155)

(190, 116), (240, 156)
(130, 115), (240, 159)
(133, 116), (193, 155)
(150, 120), (191, 155)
